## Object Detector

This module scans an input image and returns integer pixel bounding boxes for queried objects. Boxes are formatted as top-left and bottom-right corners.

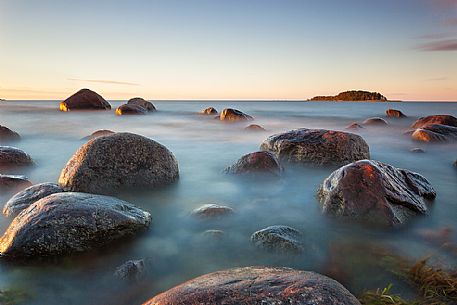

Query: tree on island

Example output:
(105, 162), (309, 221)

(309, 90), (388, 101)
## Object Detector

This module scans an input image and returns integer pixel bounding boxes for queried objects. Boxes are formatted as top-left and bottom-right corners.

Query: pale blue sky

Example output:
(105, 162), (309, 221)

(0, 0), (456, 100)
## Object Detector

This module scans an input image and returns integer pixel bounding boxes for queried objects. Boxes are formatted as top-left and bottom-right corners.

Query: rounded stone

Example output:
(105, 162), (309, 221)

(244, 124), (265, 131)
(362, 117), (388, 126)
(219, 108), (253, 122)
(224, 151), (281, 177)
(59, 88), (111, 111)
(386, 109), (406, 118)
(191, 204), (234, 218)
(0, 146), (33, 166)
(0, 175), (32, 194)
(411, 115), (457, 129)
(0, 125), (20, 142)
(251, 225), (303, 254)
(115, 104), (147, 115)
(127, 97), (156, 112)
(200, 107), (218, 115)
(81, 129), (115, 141)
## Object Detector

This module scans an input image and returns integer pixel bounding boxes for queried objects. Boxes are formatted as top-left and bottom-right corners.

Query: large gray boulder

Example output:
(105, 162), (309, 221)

(251, 225), (303, 254)
(3, 182), (64, 217)
(127, 97), (156, 112)
(0, 192), (151, 258)
(143, 266), (360, 305)
(260, 128), (370, 166)
(318, 160), (436, 227)
(59, 88), (111, 111)
(59, 133), (179, 195)
(0, 146), (33, 166)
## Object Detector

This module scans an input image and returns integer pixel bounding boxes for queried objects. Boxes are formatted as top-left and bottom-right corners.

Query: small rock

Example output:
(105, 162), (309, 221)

(224, 151), (281, 177)
(200, 107), (218, 115)
(0, 146), (33, 167)
(127, 97), (156, 112)
(219, 108), (253, 122)
(0, 126), (20, 143)
(59, 88), (111, 111)
(115, 104), (147, 115)
(251, 225), (303, 254)
(81, 130), (115, 140)
(410, 148), (425, 153)
(114, 259), (145, 281)
(386, 109), (406, 118)
(3, 182), (64, 217)
(143, 266), (361, 305)
(411, 115), (457, 129)
(362, 117), (388, 126)
(244, 124), (265, 131)
(202, 230), (225, 239)
(346, 122), (363, 129)
(0, 175), (32, 193)
(191, 204), (234, 218)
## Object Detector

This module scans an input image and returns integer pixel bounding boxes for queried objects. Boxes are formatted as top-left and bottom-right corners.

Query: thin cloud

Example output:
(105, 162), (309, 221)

(416, 33), (455, 39)
(417, 39), (457, 51)
(426, 76), (449, 81)
(67, 78), (140, 86)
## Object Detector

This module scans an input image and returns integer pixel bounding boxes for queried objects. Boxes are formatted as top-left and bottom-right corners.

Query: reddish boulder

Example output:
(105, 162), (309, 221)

(143, 266), (360, 305)
(386, 109), (406, 118)
(411, 115), (457, 129)
(200, 107), (217, 115)
(219, 108), (253, 122)
(411, 124), (457, 142)
(318, 160), (436, 227)
(59, 89), (111, 111)
(224, 151), (281, 177)
(260, 128), (370, 166)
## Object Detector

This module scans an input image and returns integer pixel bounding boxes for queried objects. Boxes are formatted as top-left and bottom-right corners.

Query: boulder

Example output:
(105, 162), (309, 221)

(3, 183), (64, 217)
(59, 133), (179, 195)
(411, 124), (457, 142)
(386, 109), (406, 118)
(411, 115), (457, 129)
(0, 192), (151, 258)
(191, 204), (234, 218)
(0, 147), (33, 166)
(143, 266), (360, 305)
(362, 117), (388, 126)
(260, 128), (370, 166)
(0, 126), (20, 142)
(219, 108), (253, 122)
(115, 104), (147, 115)
(0, 175), (32, 193)
(346, 122), (363, 129)
(251, 225), (303, 254)
(244, 124), (265, 131)
(200, 107), (217, 115)
(224, 151), (281, 177)
(81, 129), (115, 141)
(59, 89), (111, 111)
(114, 259), (145, 281)
(127, 97), (156, 112)
(318, 160), (436, 227)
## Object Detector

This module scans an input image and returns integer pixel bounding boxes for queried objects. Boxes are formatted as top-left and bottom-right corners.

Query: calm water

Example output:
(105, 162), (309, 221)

(0, 100), (457, 304)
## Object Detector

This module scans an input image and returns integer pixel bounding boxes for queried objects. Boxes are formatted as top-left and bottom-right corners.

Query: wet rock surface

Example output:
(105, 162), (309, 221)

(115, 104), (147, 115)
(411, 124), (457, 142)
(114, 259), (145, 281)
(3, 182), (64, 217)
(0, 126), (20, 142)
(200, 107), (217, 115)
(224, 151), (281, 177)
(362, 117), (388, 126)
(251, 225), (303, 254)
(0, 146), (33, 167)
(59, 88), (111, 111)
(410, 148), (425, 153)
(143, 266), (361, 305)
(127, 98), (156, 112)
(219, 108), (253, 122)
(244, 124), (265, 131)
(411, 114), (457, 129)
(59, 133), (179, 195)
(386, 109), (406, 118)
(318, 160), (436, 227)
(260, 128), (370, 166)
(191, 204), (234, 218)
(81, 130), (115, 140)
(0, 192), (151, 258)
(0, 175), (32, 193)
(346, 122), (363, 129)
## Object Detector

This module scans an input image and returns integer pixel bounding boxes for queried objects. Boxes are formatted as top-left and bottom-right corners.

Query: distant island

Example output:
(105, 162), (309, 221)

(309, 90), (391, 102)
(0, 98), (6, 102)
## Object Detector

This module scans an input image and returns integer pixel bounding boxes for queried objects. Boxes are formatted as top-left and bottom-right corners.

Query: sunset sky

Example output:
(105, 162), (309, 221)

(0, 0), (456, 101)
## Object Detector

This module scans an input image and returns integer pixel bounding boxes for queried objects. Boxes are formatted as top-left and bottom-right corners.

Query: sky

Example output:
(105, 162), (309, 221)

(0, 0), (456, 101)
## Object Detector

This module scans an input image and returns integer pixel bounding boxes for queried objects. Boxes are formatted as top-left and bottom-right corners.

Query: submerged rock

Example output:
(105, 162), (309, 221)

(346, 122), (363, 129)
(191, 204), (234, 218)
(0, 146), (33, 167)
(362, 117), (388, 126)
(260, 128), (370, 166)
(127, 97), (156, 112)
(81, 129), (115, 141)
(251, 225), (303, 254)
(410, 148), (425, 153)
(224, 151), (281, 177)
(386, 109), (406, 118)
(3, 183), (64, 217)
(59, 88), (111, 111)
(0, 192), (151, 258)
(0, 126), (20, 142)
(0, 175), (32, 193)
(411, 115), (457, 129)
(200, 107), (217, 115)
(59, 133), (179, 195)
(411, 124), (457, 142)
(143, 266), (360, 305)
(114, 259), (145, 281)
(202, 229), (225, 239)
(115, 104), (147, 115)
(318, 160), (436, 227)
(244, 124), (265, 131)
(219, 108), (253, 122)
